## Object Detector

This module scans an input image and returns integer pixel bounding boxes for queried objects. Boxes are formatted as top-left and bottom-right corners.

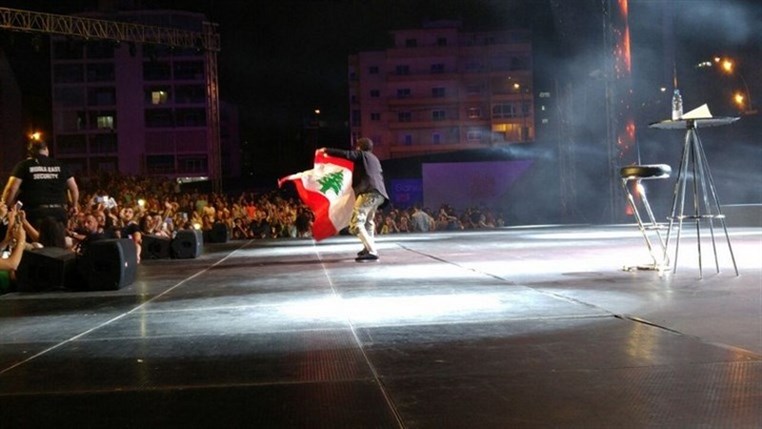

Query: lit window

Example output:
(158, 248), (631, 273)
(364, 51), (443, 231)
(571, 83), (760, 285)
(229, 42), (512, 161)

(97, 115), (114, 129)
(467, 107), (481, 119)
(151, 91), (168, 105)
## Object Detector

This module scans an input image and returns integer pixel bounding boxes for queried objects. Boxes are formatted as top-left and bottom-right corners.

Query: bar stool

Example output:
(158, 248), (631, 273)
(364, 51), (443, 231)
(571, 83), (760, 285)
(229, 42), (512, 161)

(620, 164), (672, 271)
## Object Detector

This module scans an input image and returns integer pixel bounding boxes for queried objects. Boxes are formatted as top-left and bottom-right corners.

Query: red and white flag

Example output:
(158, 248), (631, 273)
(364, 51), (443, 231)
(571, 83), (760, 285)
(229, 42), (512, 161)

(278, 151), (355, 241)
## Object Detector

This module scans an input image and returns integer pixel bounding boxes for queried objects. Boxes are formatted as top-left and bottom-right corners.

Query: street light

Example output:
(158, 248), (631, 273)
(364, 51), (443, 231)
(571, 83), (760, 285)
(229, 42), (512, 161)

(513, 82), (528, 141)
(697, 57), (756, 115)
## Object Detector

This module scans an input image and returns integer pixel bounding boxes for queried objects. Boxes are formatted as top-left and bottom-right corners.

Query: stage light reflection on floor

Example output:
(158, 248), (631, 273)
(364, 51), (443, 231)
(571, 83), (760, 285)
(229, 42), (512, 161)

(277, 293), (507, 325)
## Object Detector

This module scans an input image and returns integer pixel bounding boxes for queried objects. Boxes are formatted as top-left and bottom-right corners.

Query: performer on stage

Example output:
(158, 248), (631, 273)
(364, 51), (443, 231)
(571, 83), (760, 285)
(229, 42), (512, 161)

(318, 138), (388, 261)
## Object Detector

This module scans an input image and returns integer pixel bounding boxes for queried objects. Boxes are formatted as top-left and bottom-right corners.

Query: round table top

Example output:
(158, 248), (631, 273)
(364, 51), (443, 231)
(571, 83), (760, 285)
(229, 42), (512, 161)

(649, 117), (740, 129)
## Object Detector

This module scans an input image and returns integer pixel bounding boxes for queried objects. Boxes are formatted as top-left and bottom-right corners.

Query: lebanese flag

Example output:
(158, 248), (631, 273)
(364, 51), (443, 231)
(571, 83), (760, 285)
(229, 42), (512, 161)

(278, 151), (355, 241)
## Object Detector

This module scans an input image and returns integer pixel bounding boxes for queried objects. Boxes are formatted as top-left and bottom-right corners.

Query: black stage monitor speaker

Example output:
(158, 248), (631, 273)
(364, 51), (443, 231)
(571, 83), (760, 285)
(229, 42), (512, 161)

(141, 234), (171, 260)
(171, 229), (203, 259)
(206, 223), (229, 243)
(16, 247), (81, 292)
(80, 239), (138, 291)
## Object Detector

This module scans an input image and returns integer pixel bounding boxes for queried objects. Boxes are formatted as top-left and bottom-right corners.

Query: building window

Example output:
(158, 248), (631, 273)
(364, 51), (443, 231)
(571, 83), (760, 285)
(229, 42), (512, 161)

(432, 133), (441, 144)
(492, 103), (518, 119)
(90, 134), (117, 153)
(56, 134), (87, 154)
(368, 66), (379, 74)
(54, 87), (85, 107)
(431, 63), (445, 74)
(395, 65), (410, 75)
(151, 90), (169, 105)
(86, 63), (115, 82)
(403, 134), (413, 145)
(175, 85), (205, 104)
(467, 130), (481, 142)
(466, 83), (483, 94)
(352, 110), (361, 126)
(85, 41), (115, 59)
(398, 112), (412, 122)
(143, 61), (171, 81)
(465, 62), (482, 73)
(396, 88), (411, 98)
(145, 109), (174, 127)
(88, 88), (116, 106)
(178, 156), (208, 173)
(146, 155), (175, 174)
(54, 110), (86, 132)
(95, 114), (115, 130)
(405, 38), (417, 47)
(510, 56), (530, 71)
(53, 64), (84, 83)
(173, 61), (204, 80)
(432, 87), (445, 98)
(437, 37), (447, 46)
(432, 110), (446, 121)
(370, 89), (380, 98)
(53, 40), (83, 60)
(370, 113), (381, 121)
(176, 108), (206, 127)
(467, 107), (482, 119)
(95, 159), (118, 172)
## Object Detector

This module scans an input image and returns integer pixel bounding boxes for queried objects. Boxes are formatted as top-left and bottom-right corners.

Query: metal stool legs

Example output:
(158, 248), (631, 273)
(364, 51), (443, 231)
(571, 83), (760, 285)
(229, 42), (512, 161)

(620, 164), (672, 271)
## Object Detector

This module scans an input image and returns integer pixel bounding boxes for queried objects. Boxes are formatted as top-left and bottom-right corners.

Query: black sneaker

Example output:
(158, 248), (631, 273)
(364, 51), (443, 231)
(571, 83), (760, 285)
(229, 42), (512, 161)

(357, 248), (369, 257)
(355, 252), (379, 262)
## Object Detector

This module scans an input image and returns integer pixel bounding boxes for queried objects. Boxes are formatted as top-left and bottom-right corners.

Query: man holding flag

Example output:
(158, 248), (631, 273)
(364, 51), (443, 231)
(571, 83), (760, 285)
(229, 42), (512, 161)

(320, 138), (388, 261)
(278, 137), (388, 262)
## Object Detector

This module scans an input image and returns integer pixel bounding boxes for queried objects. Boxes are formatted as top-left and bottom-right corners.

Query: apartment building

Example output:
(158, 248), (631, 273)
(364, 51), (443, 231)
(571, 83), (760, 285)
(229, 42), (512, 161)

(349, 21), (533, 160)
(50, 9), (238, 182)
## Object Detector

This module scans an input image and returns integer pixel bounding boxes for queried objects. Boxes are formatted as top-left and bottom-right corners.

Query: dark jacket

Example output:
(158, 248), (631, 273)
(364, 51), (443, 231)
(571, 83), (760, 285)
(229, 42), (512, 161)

(325, 148), (389, 200)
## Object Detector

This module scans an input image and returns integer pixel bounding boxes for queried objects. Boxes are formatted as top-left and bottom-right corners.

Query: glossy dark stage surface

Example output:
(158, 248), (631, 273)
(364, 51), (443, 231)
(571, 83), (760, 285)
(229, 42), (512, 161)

(2, 225), (762, 428)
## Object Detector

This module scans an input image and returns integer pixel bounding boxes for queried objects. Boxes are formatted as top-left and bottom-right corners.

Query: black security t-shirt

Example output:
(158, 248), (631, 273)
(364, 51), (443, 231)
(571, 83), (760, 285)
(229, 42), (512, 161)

(11, 156), (72, 209)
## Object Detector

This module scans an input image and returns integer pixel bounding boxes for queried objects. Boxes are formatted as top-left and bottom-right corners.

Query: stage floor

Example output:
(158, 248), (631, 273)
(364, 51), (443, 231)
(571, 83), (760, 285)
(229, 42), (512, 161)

(2, 224), (762, 428)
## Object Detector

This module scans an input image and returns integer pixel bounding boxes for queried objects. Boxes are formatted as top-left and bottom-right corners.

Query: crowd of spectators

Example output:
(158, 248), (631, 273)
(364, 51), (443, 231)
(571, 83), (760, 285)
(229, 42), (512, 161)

(1, 172), (506, 289)
(66, 173), (505, 242)
(0, 174), (504, 293)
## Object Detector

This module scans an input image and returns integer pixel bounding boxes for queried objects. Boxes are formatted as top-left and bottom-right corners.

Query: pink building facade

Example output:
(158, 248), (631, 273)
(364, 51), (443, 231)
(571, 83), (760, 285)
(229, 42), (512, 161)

(349, 22), (534, 160)
(50, 9), (239, 181)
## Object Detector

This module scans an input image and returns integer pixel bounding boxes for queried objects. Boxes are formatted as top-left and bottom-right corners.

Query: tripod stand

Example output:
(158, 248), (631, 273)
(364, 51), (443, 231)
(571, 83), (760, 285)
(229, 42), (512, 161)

(649, 117), (739, 278)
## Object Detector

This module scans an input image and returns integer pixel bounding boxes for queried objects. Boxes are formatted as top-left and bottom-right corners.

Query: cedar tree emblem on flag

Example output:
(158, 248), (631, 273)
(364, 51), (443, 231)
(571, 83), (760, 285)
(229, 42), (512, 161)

(278, 151), (355, 241)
